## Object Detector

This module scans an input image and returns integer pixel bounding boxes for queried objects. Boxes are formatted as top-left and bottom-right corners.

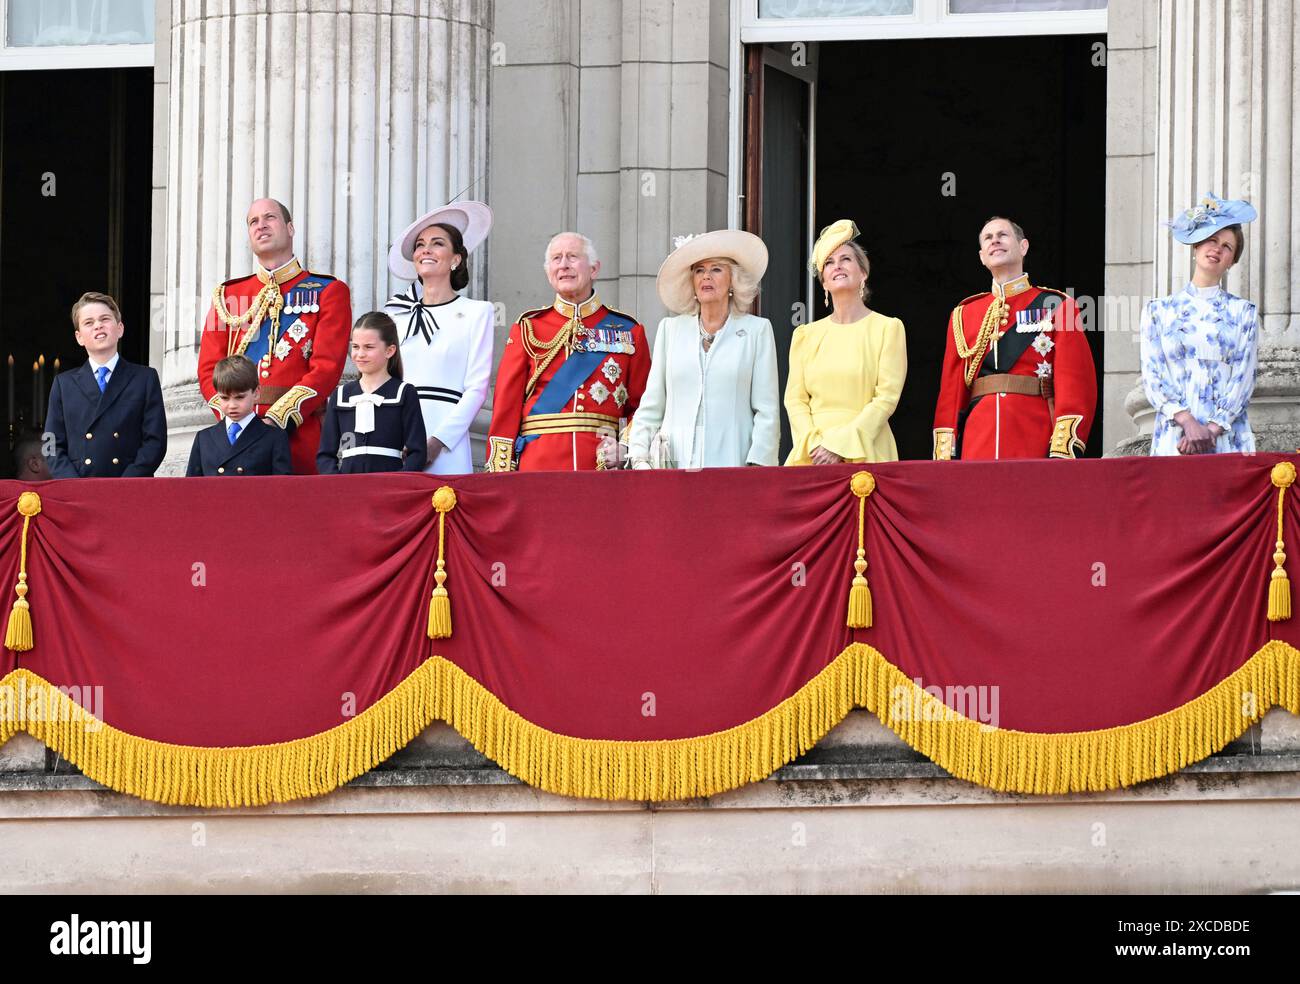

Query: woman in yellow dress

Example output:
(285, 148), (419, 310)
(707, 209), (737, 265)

(784, 219), (907, 465)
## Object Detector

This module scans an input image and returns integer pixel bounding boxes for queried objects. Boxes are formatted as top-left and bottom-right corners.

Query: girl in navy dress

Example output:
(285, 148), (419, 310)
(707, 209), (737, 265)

(317, 312), (427, 474)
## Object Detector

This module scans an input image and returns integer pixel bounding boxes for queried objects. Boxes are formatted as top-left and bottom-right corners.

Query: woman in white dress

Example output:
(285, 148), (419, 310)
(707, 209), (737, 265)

(385, 202), (495, 474)
(627, 230), (779, 469)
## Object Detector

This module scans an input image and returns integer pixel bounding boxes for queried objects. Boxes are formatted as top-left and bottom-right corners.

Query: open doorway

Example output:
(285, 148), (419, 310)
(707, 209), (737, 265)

(0, 67), (153, 473)
(747, 34), (1105, 460)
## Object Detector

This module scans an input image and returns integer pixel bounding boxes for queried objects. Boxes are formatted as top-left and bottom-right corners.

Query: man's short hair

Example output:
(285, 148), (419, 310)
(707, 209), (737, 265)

(251, 198), (292, 224)
(542, 232), (599, 271)
(11, 429), (43, 476)
(980, 216), (1026, 243)
(70, 291), (122, 329)
(213, 355), (259, 394)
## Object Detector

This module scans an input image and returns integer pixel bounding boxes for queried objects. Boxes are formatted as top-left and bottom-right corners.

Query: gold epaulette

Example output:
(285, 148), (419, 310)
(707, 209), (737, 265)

(515, 306), (550, 325)
(954, 291), (991, 309)
(603, 306), (641, 327)
(1034, 286), (1068, 299)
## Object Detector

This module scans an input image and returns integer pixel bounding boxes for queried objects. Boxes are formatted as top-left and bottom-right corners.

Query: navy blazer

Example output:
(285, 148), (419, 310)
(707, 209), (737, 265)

(186, 416), (292, 476)
(45, 357), (167, 478)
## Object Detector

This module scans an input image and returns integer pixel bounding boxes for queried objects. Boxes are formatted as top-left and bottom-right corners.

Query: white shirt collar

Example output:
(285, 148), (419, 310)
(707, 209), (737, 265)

(1188, 281), (1223, 299)
(224, 415), (253, 438)
(87, 353), (120, 375)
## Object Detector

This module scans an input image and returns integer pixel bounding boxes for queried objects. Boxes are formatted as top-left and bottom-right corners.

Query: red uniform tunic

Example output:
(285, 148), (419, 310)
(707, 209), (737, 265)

(487, 294), (651, 472)
(932, 273), (1096, 460)
(198, 259), (351, 474)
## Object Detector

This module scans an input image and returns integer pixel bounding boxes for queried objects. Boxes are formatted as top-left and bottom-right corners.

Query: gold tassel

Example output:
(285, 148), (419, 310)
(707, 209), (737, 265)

(4, 491), (41, 652)
(428, 486), (457, 639)
(846, 471), (875, 629)
(1269, 462), (1295, 622)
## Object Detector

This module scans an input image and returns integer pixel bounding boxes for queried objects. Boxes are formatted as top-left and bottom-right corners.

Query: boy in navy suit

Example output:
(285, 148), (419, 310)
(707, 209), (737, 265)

(45, 291), (167, 478)
(186, 356), (292, 476)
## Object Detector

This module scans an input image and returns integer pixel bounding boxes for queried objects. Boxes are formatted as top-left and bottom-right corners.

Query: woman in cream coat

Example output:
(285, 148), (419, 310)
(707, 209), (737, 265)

(627, 230), (779, 469)
(785, 219), (906, 465)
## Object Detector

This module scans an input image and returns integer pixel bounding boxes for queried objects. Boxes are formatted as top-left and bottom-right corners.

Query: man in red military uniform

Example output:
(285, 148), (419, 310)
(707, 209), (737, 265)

(487, 232), (650, 471)
(933, 216), (1097, 460)
(198, 198), (351, 474)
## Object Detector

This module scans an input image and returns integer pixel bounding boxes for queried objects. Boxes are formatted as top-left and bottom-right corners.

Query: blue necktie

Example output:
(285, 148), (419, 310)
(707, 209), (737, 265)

(227, 422), (240, 445)
(95, 366), (109, 393)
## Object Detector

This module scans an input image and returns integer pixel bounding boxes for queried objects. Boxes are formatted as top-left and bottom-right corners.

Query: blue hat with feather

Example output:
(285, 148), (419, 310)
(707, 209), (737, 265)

(1167, 192), (1257, 245)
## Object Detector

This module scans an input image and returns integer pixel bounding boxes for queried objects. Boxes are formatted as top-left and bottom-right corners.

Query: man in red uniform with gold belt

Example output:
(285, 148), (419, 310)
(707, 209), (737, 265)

(198, 198), (351, 474)
(486, 232), (650, 471)
(933, 216), (1097, 460)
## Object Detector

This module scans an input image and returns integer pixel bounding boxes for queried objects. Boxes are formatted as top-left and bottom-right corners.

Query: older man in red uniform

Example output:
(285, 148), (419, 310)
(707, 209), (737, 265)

(198, 198), (351, 474)
(487, 232), (650, 471)
(933, 216), (1097, 460)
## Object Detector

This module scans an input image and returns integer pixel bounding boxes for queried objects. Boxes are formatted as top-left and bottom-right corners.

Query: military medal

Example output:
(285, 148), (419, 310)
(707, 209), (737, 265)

(287, 320), (309, 343)
(613, 383), (629, 408)
(274, 338), (291, 361)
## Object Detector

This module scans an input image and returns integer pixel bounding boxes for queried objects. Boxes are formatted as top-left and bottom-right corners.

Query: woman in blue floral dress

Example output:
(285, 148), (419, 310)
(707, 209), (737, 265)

(1141, 192), (1259, 456)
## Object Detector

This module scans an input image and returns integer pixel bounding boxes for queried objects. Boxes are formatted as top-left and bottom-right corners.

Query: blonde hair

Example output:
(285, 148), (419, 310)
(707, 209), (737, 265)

(685, 257), (760, 315)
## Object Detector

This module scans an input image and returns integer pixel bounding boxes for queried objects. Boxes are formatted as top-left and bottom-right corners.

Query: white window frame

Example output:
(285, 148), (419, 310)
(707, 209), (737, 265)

(0, 0), (154, 71)
(741, 0), (1106, 42)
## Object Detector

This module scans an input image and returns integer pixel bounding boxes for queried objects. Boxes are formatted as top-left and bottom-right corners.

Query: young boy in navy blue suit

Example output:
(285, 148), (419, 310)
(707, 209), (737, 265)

(186, 356), (292, 476)
(45, 292), (167, 478)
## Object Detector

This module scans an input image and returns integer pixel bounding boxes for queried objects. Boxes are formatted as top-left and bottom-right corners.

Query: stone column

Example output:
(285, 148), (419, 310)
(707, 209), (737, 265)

(485, 0), (731, 419)
(617, 0), (731, 324)
(1121, 0), (1300, 452)
(157, 0), (492, 474)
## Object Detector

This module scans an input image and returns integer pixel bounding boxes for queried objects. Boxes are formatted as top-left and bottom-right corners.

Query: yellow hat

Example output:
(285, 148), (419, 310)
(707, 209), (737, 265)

(809, 219), (861, 275)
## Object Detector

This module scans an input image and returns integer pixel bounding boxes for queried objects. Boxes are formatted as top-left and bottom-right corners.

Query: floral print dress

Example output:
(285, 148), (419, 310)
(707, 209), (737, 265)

(1140, 283), (1258, 456)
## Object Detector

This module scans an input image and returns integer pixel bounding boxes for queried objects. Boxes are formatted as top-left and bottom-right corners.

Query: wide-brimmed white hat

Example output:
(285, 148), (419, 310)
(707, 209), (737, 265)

(388, 201), (493, 281)
(655, 229), (768, 314)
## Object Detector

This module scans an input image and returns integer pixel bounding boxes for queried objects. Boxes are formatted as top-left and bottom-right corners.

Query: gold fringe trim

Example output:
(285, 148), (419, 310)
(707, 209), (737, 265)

(2, 641), (1298, 805)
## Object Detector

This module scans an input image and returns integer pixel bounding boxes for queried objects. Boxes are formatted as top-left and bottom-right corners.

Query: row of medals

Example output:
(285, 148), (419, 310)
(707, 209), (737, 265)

(258, 295), (317, 377)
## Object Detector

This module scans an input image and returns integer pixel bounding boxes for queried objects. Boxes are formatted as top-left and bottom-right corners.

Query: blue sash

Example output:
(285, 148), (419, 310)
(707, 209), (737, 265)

(515, 311), (637, 458)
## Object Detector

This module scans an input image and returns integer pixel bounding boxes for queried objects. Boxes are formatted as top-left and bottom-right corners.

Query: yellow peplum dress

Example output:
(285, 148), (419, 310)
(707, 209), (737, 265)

(783, 311), (908, 465)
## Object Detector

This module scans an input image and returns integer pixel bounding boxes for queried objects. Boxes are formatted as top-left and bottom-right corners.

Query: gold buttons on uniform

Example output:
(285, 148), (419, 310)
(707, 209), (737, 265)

(84, 458), (92, 465)
(112, 458), (119, 465)
(85, 433), (93, 440)
(236, 467), (244, 474)
(113, 432), (119, 438)
(217, 467), (225, 474)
